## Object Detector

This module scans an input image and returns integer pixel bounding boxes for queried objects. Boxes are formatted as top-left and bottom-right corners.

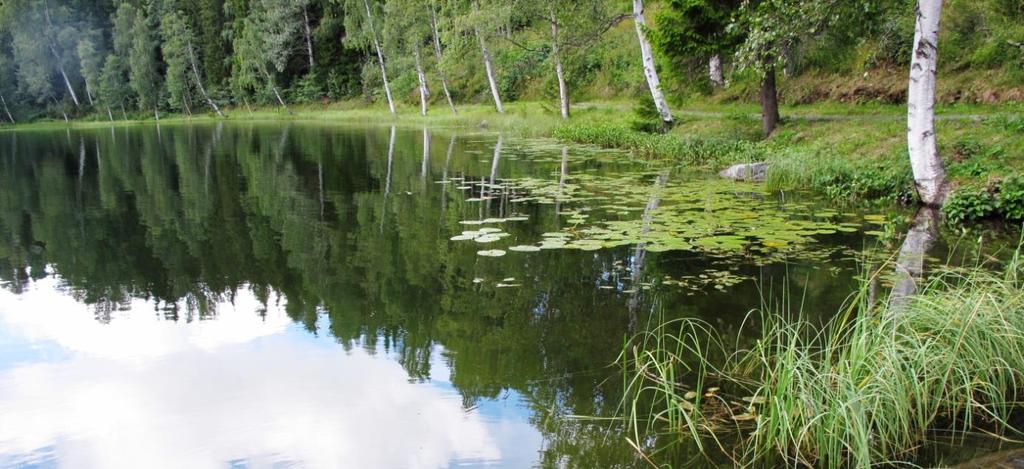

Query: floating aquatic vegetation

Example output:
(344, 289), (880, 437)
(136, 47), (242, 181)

(477, 249), (506, 257)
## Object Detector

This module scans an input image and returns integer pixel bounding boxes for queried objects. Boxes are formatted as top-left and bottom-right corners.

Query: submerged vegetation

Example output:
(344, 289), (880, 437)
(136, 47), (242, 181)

(620, 247), (1024, 467)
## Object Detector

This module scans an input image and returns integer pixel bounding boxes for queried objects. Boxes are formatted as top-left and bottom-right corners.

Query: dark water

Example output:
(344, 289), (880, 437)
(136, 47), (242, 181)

(0, 123), (1008, 468)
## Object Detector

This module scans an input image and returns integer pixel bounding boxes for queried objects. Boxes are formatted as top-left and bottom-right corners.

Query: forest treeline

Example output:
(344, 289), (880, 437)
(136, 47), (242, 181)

(0, 0), (1020, 126)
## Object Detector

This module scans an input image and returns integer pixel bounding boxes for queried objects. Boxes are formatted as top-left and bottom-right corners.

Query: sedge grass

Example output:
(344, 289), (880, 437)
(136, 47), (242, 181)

(620, 251), (1024, 468)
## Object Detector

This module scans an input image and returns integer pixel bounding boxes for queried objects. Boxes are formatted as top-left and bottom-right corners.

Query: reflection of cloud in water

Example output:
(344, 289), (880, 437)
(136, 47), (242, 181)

(0, 279), (502, 468)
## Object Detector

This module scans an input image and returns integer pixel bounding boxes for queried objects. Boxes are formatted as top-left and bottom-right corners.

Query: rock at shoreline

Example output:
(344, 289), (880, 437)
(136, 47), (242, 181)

(719, 162), (769, 182)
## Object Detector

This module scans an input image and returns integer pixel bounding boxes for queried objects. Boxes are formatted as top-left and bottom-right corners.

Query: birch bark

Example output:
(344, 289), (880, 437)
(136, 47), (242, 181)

(187, 40), (225, 117)
(363, 0), (396, 115)
(907, 0), (949, 206)
(709, 54), (724, 87)
(549, 9), (569, 119)
(0, 94), (14, 123)
(430, 3), (457, 113)
(414, 49), (430, 116)
(632, 0), (672, 128)
(303, 5), (315, 69)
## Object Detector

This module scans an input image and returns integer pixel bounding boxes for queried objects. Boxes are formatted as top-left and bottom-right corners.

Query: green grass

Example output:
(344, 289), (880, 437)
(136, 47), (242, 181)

(619, 248), (1024, 468)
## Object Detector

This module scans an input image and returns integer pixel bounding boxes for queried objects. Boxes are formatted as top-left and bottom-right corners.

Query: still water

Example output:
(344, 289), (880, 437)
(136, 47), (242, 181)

(0, 123), (996, 468)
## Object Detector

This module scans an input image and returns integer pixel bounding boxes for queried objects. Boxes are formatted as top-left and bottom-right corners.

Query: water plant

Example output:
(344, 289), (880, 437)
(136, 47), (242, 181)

(619, 249), (1024, 468)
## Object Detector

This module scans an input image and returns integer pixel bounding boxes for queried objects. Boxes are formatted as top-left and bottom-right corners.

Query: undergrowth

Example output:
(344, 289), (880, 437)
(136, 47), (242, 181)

(619, 249), (1024, 468)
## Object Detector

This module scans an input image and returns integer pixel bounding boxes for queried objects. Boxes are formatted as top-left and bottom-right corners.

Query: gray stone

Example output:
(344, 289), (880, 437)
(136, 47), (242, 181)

(719, 162), (769, 182)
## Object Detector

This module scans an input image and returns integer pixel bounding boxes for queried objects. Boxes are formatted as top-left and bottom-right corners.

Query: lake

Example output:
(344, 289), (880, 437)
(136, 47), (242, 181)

(0, 123), (1006, 468)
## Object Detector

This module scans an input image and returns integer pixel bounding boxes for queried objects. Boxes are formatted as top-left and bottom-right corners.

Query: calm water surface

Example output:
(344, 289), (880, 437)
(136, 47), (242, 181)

(0, 123), (1003, 468)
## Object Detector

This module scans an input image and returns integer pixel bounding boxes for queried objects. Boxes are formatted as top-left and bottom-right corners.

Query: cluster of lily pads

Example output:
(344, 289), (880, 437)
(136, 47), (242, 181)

(447, 170), (897, 266)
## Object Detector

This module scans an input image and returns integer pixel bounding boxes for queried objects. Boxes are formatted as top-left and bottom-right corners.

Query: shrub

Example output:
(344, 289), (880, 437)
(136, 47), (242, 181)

(943, 186), (999, 224)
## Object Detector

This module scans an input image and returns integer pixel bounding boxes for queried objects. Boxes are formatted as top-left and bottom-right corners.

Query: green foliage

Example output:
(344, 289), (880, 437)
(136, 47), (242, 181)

(160, 11), (197, 111)
(128, 6), (161, 111)
(620, 256), (1024, 468)
(942, 186), (999, 224)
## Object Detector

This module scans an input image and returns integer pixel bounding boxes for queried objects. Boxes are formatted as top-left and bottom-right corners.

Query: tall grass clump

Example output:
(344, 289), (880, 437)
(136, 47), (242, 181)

(552, 123), (763, 167)
(620, 252), (1024, 468)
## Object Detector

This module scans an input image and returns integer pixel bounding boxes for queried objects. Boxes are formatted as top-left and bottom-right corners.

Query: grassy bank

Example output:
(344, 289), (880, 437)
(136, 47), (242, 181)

(6, 99), (1023, 222)
(620, 250), (1024, 468)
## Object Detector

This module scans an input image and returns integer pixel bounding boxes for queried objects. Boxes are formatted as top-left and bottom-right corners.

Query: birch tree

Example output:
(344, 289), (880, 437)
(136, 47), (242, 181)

(343, 0), (396, 114)
(633, 0), (673, 128)
(448, 0), (509, 113)
(76, 37), (104, 110)
(383, 0), (431, 115)
(230, 2), (299, 112)
(161, 11), (225, 117)
(41, 1), (81, 108)
(906, 0), (949, 206)
(429, 1), (457, 113)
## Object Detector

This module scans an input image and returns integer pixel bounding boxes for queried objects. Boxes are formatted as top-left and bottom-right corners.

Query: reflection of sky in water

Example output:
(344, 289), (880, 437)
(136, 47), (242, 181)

(0, 274), (540, 469)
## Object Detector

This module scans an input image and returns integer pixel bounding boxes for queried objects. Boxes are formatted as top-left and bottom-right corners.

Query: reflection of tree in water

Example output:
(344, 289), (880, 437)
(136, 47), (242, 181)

(0, 124), (921, 467)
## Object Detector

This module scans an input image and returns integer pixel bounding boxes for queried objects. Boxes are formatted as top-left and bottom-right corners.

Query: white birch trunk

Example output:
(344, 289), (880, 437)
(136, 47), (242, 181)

(907, 0), (948, 206)
(120, 104), (128, 121)
(43, 3), (80, 108)
(632, 0), (672, 127)
(430, 4), (457, 113)
(154, 108), (160, 121)
(187, 40), (225, 118)
(0, 94), (14, 123)
(549, 10), (569, 120)
(85, 83), (95, 106)
(472, 3), (504, 114)
(106, 106), (113, 122)
(363, 0), (396, 115)
(58, 66), (81, 108)
(709, 54), (724, 87)
(243, 97), (253, 114)
(303, 5), (315, 69)
(414, 49), (429, 116)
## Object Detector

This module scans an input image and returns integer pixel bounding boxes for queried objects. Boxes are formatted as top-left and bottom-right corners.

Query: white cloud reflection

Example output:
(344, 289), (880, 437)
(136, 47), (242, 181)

(0, 277), (506, 469)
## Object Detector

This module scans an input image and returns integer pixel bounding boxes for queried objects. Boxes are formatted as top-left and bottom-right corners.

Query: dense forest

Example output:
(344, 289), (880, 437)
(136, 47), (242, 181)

(0, 0), (1020, 126)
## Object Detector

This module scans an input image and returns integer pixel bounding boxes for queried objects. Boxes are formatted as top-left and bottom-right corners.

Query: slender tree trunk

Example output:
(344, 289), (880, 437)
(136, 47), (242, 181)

(187, 40), (225, 117)
(243, 97), (253, 115)
(414, 49), (429, 116)
(182, 96), (192, 116)
(57, 65), (81, 109)
(907, 0), (949, 206)
(632, 0), (672, 128)
(120, 104), (127, 121)
(476, 28), (503, 113)
(473, 2), (504, 114)
(84, 83), (95, 106)
(43, 3), (81, 109)
(272, 86), (290, 113)
(106, 106), (114, 122)
(709, 54), (724, 87)
(0, 94), (14, 123)
(302, 5), (315, 69)
(549, 9), (569, 120)
(429, 3), (457, 113)
(759, 65), (780, 136)
(362, 0), (396, 115)
(154, 108), (160, 121)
